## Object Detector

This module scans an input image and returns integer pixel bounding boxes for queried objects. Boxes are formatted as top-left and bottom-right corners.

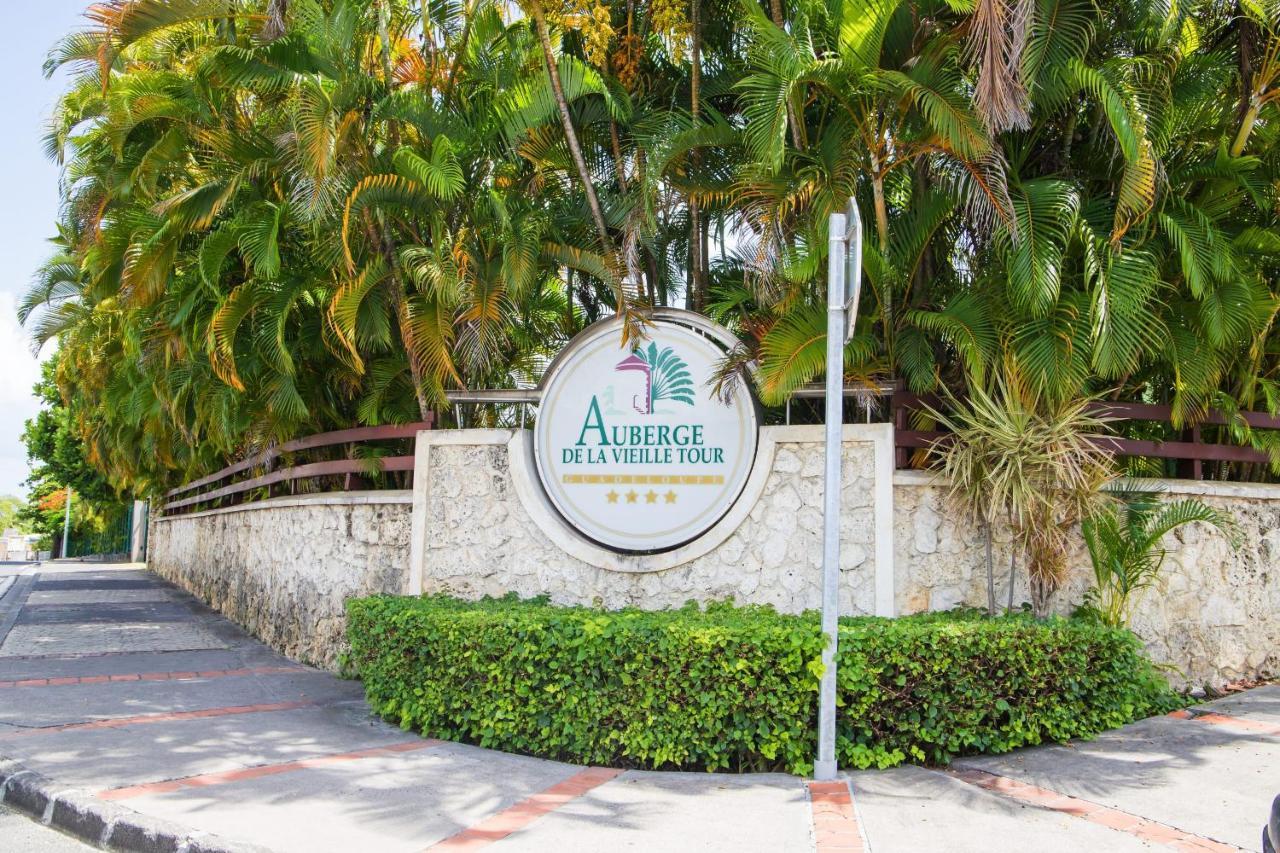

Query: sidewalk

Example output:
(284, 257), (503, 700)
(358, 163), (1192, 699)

(0, 562), (1274, 852)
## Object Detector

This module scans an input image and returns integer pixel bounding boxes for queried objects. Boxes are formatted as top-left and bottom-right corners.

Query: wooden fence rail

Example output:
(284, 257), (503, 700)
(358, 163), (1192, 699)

(161, 419), (432, 515)
(892, 392), (1276, 477)
(161, 388), (1280, 516)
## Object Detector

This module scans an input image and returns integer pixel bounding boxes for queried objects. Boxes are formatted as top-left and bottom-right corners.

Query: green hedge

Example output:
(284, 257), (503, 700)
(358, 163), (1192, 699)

(346, 595), (1180, 774)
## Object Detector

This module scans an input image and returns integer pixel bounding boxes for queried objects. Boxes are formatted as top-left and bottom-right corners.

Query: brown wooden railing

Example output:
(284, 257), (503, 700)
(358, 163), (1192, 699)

(162, 419), (432, 515)
(892, 392), (1279, 479)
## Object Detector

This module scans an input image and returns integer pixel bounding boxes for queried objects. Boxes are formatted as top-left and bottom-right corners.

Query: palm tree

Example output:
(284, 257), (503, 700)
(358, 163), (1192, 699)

(1081, 488), (1239, 628)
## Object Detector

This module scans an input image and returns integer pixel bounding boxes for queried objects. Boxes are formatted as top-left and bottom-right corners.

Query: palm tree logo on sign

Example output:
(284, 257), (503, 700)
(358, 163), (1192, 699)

(614, 343), (696, 415)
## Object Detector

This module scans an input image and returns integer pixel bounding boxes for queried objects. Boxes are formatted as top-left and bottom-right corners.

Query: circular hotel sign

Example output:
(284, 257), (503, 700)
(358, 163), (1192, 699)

(534, 314), (759, 553)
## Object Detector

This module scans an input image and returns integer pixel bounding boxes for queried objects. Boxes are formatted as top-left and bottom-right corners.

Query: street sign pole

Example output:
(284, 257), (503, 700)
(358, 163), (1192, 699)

(815, 211), (847, 781)
(816, 200), (862, 782)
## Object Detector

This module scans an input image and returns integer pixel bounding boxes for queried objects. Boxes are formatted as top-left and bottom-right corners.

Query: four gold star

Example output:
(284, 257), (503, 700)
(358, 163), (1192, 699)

(602, 488), (678, 505)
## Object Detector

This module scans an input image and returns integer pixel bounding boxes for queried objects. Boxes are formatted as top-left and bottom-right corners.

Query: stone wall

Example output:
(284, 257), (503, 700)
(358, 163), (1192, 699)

(894, 470), (1280, 687)
(409, 426), (895, 617)
(148, 493), (412, 669)
(148, 427), (1279, 688)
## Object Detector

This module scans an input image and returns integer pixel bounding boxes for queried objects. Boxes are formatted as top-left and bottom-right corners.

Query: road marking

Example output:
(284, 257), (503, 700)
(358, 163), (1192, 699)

(1168, 709), (1280, 737)
(426, 766), (622, 850)
(0, 665), (303, 688)
(951, 768), (1242, 852)
(98, 740), (443, 800)
(0, 700), (318, 741)
(807, 780), (867, 852)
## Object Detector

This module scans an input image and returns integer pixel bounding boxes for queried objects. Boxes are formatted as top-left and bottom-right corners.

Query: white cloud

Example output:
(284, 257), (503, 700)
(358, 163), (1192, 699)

(0, 292), (47, 498)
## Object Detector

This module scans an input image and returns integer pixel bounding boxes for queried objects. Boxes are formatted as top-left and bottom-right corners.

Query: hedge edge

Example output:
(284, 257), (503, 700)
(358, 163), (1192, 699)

(347, 595), (1182, 776)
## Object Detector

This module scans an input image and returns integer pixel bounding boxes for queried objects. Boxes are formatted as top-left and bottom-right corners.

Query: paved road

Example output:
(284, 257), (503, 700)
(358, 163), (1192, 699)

(0, 562), (1274, 852)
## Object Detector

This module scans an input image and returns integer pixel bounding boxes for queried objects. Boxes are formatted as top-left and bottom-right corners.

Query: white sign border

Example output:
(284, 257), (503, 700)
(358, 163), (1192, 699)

(531, 310), (761, 555)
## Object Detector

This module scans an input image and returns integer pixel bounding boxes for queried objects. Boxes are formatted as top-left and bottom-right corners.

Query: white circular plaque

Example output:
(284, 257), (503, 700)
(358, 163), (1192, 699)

(534, 314), (759, 553)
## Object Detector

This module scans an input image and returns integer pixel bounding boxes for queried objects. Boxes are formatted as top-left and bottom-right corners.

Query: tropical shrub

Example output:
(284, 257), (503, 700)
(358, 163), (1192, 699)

(1080, 489), (1240, 628)
(927, 380), (1116, 617)
(346, 595), (1180, 774)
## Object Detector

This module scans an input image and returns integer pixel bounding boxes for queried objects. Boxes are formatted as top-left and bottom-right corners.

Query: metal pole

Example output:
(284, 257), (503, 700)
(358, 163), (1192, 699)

(61, 487), (73, 559)
(815, 212), (847, 781)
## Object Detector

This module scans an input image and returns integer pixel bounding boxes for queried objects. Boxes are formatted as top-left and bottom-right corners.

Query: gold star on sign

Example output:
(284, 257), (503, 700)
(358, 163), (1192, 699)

(645, 490), (658, 504)
(664, 490), (678, 503)
(606, 490), (619, 504)
(625, 490), (638, 503)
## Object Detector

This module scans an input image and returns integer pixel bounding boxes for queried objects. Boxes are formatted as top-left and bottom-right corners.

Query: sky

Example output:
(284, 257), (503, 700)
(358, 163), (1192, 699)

(0, 2), (92, 499)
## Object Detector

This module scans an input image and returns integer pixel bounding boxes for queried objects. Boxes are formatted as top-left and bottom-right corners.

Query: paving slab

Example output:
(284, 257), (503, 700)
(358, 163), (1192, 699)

(123, 741), (586, 853)
(1196, 684), (1280, 726)
(956, 714), (1276, 851)
(848, 764), (1159, 852)
(26, 588), (177, 605)
(0, 671), (363, 727)
(487, 770), (813, 853)
(0, 648), (286, 682)
(1, 702), (413, 791)
(0, 620), (228, 657)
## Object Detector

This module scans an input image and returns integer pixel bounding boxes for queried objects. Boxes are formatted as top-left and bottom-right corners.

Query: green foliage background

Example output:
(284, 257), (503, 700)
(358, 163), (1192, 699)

(18, 0), (1280, 496)
(347, 595), (1180, 773)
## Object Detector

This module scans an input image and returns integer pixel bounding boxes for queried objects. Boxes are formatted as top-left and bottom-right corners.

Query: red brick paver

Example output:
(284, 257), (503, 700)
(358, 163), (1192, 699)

(427, 767), (623, 850)
(99, 740), (443, 800)
(807, 781), (867, 852)
(1168, 709), (1280, 737)
(951, 768), (1241, 852)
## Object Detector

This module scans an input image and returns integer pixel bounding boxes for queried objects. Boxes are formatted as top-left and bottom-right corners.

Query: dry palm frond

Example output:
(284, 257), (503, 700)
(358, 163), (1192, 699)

(966, 0), (1033, 132)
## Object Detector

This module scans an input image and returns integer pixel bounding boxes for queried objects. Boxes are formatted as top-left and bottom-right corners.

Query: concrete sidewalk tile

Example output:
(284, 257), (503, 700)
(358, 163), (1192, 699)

(483, 770), (812, 853)
(1, 703), (417, 791)
(431, 766), (622, 850)
(0, 648), (283, 682)
(955, 712), (1276, 851)
(112, 741), (589, 853)
(1194, 684), (1280, 726)
(849, 764), (1160, 853)
(100, 740), (444, 801)
(0, 669), (360, 729)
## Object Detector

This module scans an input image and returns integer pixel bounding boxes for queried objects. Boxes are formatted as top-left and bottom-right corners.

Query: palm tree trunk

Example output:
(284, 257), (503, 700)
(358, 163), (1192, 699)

(870, 157), (891, 352)
(565, 268), (575, 331)
(377, 0), (400, 147)
(444, 0), (475, 103)
(1231, 97), (1262, 157)
(529, 2), (614, 253)
(768, 0), (804, 151)
(688, 0), (704, 311)
(985, 524), (995, 616)
(419, 0), (436, 73)
(1007, 550), (1016, 612)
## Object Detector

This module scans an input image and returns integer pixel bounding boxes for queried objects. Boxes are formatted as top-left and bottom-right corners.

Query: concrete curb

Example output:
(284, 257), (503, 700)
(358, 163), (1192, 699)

(0, 756), (271, 853)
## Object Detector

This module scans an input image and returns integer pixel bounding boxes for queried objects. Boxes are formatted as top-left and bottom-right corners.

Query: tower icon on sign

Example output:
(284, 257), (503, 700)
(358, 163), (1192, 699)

(615, 343), (696, 415)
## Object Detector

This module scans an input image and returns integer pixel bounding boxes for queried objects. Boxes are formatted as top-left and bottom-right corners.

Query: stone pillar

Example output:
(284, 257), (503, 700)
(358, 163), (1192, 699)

(129, 500), (149, 563)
